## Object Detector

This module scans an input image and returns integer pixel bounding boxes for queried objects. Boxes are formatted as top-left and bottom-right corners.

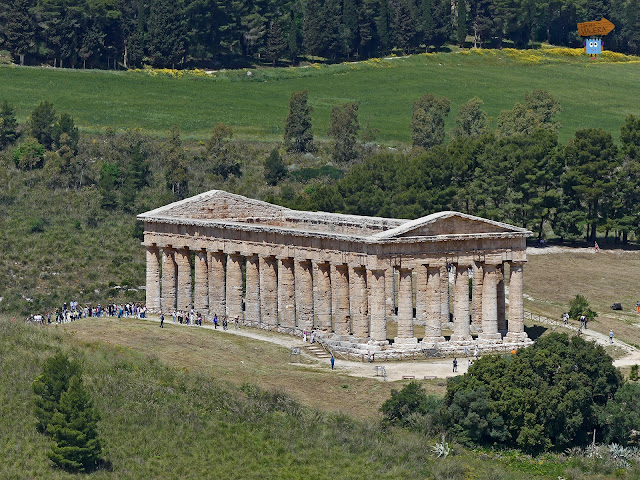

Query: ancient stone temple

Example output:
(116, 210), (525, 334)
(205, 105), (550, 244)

(138, 190), (533, 354)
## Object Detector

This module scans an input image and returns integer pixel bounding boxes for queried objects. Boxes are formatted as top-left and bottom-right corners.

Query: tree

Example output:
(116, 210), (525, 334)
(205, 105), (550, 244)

(264, 148), (287, 185)
(0, 100), (20, 149)
(380, 381), (441, 427)
(48, 375), (101, 472)
(411, 93), (450, 149)
(392, 0), (418, 53)
(13, 137), (45, 170)
(165, 125), (189, 199)
(497, 90), (561, 137)
(98, 162), (120, 209)
(146, 0), (186, 68)
(284, 90), (314, 153)
(288, 12), (300, 63)
(32, 352), (81, 434)
(568, 294), (597, 321)
(205, 122), (240, 179)
(303, 0), (324, 57)
(602, 382), (640, 445)
(328, 102), (360, 163)
(53, 113), (79, 153)
(265, 20), (287, 65)
(456, 0), (467, 47)
(420, 0), (434, 49)
(453, 97), (489, 139)
(2, 0), (37, 65)
(29, 101), (57, 149)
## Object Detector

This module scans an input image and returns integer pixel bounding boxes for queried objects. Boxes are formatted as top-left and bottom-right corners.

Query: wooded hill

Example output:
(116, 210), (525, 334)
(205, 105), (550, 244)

(2, 0), (640, 69)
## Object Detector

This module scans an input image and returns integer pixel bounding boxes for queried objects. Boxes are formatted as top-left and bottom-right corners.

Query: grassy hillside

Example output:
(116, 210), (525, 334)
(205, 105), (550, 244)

(4, 316), (634, 479)
(3, 47), (640, 144)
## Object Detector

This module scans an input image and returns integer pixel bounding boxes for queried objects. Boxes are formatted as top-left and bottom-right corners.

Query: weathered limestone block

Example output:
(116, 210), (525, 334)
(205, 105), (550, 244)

(423, 265), (445, 344)
(245, 255), (260, 325)
(369, 269), (387, 342)
(259, 255), (277, 326)
(479, 264), (501, 341)
(350, 266), (368, 338)
(471, 262), (483, 333)
(295, 259), (313, 332)
(395, 268), (417, 346)
(451, 264), (472, 343)
(497, 264), (506, 333)
(194, 250), (208, 313)
(208, 250), (225, 318)
(314, 261), (332, 331)
(161, 247), (176, 313)
(278, 257), (296, 327)
(505, 261), (528, 342)
(146, 246), (161, 313)
(332, 263), (350, 335)
(226, 253), (243, 321)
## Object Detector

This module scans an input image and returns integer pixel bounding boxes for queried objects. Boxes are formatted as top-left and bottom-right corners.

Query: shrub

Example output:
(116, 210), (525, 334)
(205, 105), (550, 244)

(380, 381), (441, 428)
(630, 365), (639, 381)
(569, 294), (598, 321)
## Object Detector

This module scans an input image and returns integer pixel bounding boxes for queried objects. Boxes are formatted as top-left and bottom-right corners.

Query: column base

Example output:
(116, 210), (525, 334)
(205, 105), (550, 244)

(368, 339), (389, 347)
(421, 336), (446, 347)
(394, 337), (418, 348)
(449, 335), (473, 344)
(478, 332), (503, 342)
(504, 332), (530, 343)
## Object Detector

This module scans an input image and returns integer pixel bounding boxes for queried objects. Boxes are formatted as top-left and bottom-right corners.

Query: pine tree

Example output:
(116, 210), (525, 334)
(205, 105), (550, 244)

(421, 0), (434, 50)
(265, 20), (287, 65)
(328, 102), (360, 163)
(165, 124), (189, 199)
(0, 100), (20, 149)
(264, 148), (287, 185)
(29, 101), (57, 150)
(288, 12), (300, 64)
(341, 0), (358, 57)
(456, 0), (467, 47)
(284, 90), (314, 153)
(48, 375), (101, 472)
(303, 0), (324, 57)
(411, 93), (450, 149)
(2, 0), (37, 65)
(32, 352), (81, 434)
(375, 0), (392, 52)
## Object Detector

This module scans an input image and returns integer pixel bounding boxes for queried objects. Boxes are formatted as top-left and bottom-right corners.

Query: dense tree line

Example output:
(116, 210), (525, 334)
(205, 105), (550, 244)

(2, 0), (640, 69)
(275, 90), (640, 243)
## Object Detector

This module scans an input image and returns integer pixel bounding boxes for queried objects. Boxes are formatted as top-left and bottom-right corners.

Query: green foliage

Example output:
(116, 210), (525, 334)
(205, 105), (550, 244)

(264, 148), (286, 185)
(568, 295), (597, 321)
(380, 381), (441, 427)
(327, 102), (360, 163)
(205, 123), (241, 180)
(47, 375), (101, 472)
(411, 93), (450, 149)
(29, 101), (56, 150)
(442, 333), (622, 453)
(497, 90), (561, 137)
(284, 90), (314, 153)
(32, 352), (81, 434)
(13, 137), (45, 170)
(0, 99), (20, 149)
(601, 382), (640, 446)
(165, 124), (189, 200)
(454, 97), (489, 139)
(631, 364), (639, 381)
(52, 113), (79, 154)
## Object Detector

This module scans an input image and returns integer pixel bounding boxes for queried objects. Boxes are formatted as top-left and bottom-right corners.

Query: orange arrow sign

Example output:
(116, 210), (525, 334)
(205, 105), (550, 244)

(577, 17), (615, 37)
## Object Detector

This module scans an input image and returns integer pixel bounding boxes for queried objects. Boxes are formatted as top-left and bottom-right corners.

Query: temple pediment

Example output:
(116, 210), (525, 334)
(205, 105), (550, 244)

(371, 211), (529, 239)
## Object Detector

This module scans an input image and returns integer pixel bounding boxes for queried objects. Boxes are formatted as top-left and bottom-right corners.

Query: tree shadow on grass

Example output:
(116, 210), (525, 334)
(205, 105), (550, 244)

(525, 324), (547, 341)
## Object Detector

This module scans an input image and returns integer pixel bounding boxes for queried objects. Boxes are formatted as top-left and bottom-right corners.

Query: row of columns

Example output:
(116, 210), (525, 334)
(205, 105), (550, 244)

(146, 245), (527, 345)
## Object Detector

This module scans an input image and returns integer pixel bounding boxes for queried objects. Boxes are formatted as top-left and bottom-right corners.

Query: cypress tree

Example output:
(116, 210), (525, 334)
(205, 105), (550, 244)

(29, 101), (57, 150)
(328, 102), (360, 163)
(0, 100), (20, 149)
(284, 90), (314, 153)
(456, 0), (467, 47)
(264, 148), (287, 185)
(48, 375), (102, 472)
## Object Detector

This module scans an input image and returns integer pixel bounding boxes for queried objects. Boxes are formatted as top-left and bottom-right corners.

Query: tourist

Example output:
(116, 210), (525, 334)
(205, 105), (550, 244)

(303, 330), (307, 342)
(610, 330), (614, 343)
(330, 355), (335, 370)
(562, 312), (569, 324)
(310, 330), (315, 344)
(234, 316), (239, 329)
(160, 313), (164, 328)
(222, 316), (228, 330)
(453, 358), (458, 373)
(213, 314), (219, 329)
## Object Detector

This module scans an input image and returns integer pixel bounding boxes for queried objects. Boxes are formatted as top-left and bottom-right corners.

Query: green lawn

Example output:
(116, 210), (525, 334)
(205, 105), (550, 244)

(2, 48), (640, 144)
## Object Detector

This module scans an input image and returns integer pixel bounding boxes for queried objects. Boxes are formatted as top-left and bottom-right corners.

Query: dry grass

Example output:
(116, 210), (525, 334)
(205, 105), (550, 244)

(59, 318), (441, 419)
(524, 249), (640, 347)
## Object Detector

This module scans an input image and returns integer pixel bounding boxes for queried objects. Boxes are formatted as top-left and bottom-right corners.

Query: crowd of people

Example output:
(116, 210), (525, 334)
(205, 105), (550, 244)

(27, 302), (148, 325)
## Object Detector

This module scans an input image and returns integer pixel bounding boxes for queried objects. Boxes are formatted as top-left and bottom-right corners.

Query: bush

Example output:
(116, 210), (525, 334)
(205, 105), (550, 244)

(569, 294), (598, 321)
(380, 381), (441, 428)
(631, 365), (639, 381)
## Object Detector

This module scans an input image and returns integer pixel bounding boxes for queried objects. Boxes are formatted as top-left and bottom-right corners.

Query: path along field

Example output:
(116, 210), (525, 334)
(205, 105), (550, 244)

(3, 47), (640, 144)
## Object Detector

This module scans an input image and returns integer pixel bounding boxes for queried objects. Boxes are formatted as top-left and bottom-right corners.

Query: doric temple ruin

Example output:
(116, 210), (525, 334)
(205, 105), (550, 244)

(138, 190), (533, 355)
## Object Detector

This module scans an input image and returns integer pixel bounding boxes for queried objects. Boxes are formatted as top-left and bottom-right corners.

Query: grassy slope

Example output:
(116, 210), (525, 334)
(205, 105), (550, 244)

(1, 317), (587, 480)
(2, 48), (640, 144)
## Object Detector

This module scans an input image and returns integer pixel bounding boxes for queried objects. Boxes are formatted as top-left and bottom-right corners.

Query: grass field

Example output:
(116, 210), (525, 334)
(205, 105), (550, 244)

(2, 47), (640, 144)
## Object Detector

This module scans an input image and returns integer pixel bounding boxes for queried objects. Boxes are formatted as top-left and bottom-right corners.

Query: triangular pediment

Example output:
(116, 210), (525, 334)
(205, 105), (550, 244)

(371, 211), (529, 239)
(138, 190), (290, 221)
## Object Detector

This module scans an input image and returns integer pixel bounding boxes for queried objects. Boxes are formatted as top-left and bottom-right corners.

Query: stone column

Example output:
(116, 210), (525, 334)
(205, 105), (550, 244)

(415, 264), (428, 325)
(505, 261), (528, 342)
(145, 246), (161, 313)
(395, 267), (417, 346)
(369, 269), (387, 342)
(277, 257), (296, 328)
(350, 266), (368, 338)
(161, 246), (176, 313)
(331, 263), (350, 335)
(497, 264), (507, 333)
(423, 265), (445, 344)
(441, 265), (450, 325)
(259, 255), (278, 327)
(245, 255), (260, 326)
(479, 264), (501, 341)
(193, 250), (208, 314)
(226, 253), (243, 321)
(176, 248), (192, 312)
(314, 261), (332, 331)
(451, 263), (472, 343)
(295, 259), (314, 332)
(471, 262), (483, 333)
(208, 250), (225, 318)
(385, 268), (395, 317)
